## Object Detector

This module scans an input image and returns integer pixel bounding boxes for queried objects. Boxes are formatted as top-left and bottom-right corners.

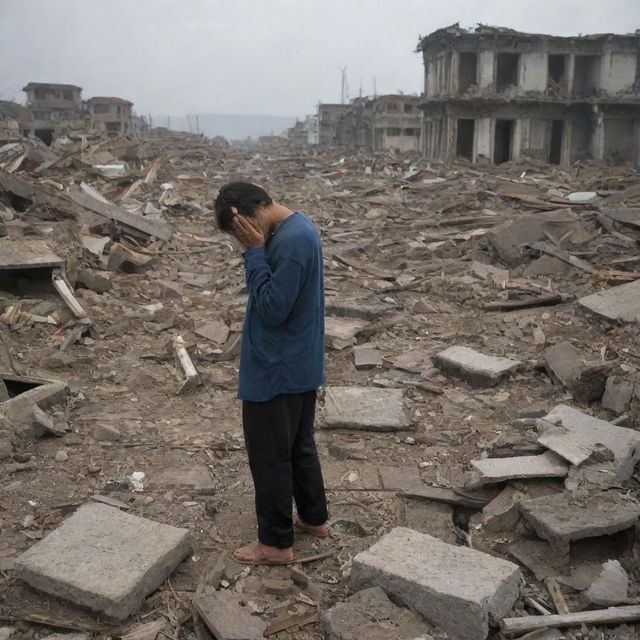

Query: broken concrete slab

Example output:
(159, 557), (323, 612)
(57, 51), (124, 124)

(543, 404), (640, 481)
(193, 591), (267, 640)
(470, 485), (524, 533)
(195, 320), (230, 344)
(520, 491), (640, 559)
(0, 238), (65, 271)
(433, 345), (522, 388)
(147, 465), (215, 495)
(351, 527), (521, 640)
(582, 560), (630, 607)
(471, 261), (509, 284)
(543, 341), (608, 402)
(578, 279), (640, 323)
(107, 243), (156, 273)
(325, 298), (395, 320)
(537, 425), (596, 466)
(353, 345), (382, 369)
(14, 503), (190, 620)
(402, 499), (457, 544)
(320, 586), (435, 640)
(391, 349), (434, 374)
(325, 316), (368, 350)
(470, 452), (569, 486)
(323, 386), (409, 431)
(603, 374), (637, 414)
(378, 465), (422, 492)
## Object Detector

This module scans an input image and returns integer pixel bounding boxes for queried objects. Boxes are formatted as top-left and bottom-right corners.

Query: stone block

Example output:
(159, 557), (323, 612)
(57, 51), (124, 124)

(194, 591), (266, 639)
(578, 279), (640, 323)
(15, 503), (190, 620)
(470, 452), (569, 486)
(520, 491), (640, 559)
(147, 465), (215, 495)
(325, 317), (368, 350)
(433, 346), (522, 388)
(543, 341), (607, 402)
(379, 465), (422, 492)
(350, 527), (521, 640)
(76, 268), (111, 294)
(353, 345), (382, 369)
(93, 423), (121, 442)
(195, 320), (230, 345)
(323, 386), (409, 431)
(602, 375), (636, 414)
(470, 485), (524, 534)
(582, 560), (630, 607)
(320, 586), (435, 640)
(403, 500), (457, 544)
(544, 404), (640, 481)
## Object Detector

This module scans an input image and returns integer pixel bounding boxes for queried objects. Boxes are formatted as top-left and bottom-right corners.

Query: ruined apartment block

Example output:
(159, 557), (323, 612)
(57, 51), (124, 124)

(371, 95), (422, 152)
(87, 97), (134, 137)
(318, 103), (349, 147)
(22, 82), (84, 145)
(418, 25), (640, 165)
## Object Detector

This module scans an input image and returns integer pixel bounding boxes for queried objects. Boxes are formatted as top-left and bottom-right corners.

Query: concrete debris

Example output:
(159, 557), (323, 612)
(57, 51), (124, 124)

(320, 586), (435, 640)
(193, 591), (267, 640)
(14, 503), (191, 620)
(353, 344), (382, 369)
(323, 386), (409, 431)
(325, 316), (369, 350)
(195, 319), (230, 344)
(578, 279), (640, 323)
(470, 451), (569, 486)
(582, 560), (630, 607)
(351, 527), (521, 640)
(520, 491), (640, 559)
(602, 374), (637, 415)
(433, 345), (522, 388)
(543, 404), (640, 481)
(543, 341), (608, 402)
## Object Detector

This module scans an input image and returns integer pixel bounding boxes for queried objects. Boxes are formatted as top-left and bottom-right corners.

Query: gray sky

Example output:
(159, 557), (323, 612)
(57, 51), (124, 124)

(1, 0), (637, 119)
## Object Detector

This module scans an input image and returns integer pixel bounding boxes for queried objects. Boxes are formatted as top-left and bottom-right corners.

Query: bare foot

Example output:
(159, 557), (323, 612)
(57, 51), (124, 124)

(231, 540), (294, 565)
(294, 514), (329, 538)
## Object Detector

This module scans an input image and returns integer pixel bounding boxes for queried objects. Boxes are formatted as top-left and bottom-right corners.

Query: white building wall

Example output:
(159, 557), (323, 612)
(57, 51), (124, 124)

(478, 50), (495, 90)
(600, 52), (637, 93)
(475, 117), (492, 161)
(520, 52), (548, 92)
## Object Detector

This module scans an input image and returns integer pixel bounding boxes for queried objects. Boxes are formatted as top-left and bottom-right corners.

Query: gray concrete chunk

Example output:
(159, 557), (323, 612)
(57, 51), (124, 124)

(583, 560), (630, 607)
(320, 586), (435, 640)
(325, 317), (368, 350)
(471, 451), (569, 486)
(520, 491), (640, 559)
(323, 386), (408, 431)
(578, 279), (640, 323)
(14, 503), (190, 620)
(433, 346), (522, 388)
(194, 591), (266, 640)
(544, 404), (640, 481)
(602, 375), (637, 414)
(350, 527), (521, 640)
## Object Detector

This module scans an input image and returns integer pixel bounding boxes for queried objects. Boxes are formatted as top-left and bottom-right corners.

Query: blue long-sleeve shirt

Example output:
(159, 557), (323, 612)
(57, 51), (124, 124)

(239, 212), (325, 402)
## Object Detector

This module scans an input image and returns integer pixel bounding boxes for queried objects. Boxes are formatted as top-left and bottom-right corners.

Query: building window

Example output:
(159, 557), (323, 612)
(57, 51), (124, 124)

(93, 104), (111, 114)
(496, 53), (520, 91)
(573, 55), (600, 96)
(106, 122), (121, 132)
(404, 128), (420, 136)
(403, 104), (413, 113)
(34, 90), (46, 101)
(456, 119), (475, 159)
(63, 90), (73, 100)
(547, 54), (567, 89)
(387, 127), (402, 136)
(459, 52), (478, 92)
(33, 111), (50, 120)
(386, 103), (399, 113)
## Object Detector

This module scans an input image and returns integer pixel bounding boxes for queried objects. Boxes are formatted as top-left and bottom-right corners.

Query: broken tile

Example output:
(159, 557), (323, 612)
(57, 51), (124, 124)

(194, 591), (266, 640)
(470, 451), (569, 486)
(195, 319), (230, 344)
(325, 317), (368, 350)
(351, 527), (521, 640)
(579, 279), (640, 323)
(602, 374), (637, 414)
(15, 503), (190, 620)
(353, 344), (382, 369)
(582, 559), (630, 607)
(323, 386), (409, 431)
(433, 345), (522, 388)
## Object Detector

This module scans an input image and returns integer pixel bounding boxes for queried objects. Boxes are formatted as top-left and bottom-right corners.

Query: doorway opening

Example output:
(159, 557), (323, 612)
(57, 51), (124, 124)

(494, 119), (514, 163)
(496, 53), (520, 91)
(456, 119), (475, 159)
(458, 52), (478, 92)
(549, 120), (564, 164)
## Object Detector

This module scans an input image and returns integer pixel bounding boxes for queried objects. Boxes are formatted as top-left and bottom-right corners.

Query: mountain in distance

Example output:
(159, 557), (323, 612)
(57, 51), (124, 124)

(154, 112), (298, 141)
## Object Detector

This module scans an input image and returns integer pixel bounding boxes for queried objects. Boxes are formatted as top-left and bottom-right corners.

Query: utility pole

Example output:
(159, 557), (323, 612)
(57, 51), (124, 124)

(196, 115), (200, 135)
(340, 66), (348, 104)
(373, 77), (377, 97)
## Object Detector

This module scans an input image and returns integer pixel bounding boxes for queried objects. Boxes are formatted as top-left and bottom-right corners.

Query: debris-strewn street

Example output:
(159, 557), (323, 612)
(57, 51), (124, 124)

(1, 128), (640, 640)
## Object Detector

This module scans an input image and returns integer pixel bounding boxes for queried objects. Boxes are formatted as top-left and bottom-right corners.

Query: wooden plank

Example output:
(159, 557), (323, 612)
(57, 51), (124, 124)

(0, 238), (64, 270)
(545, 577), (570, 615)
(483, 294), (563, 311)
(500, 605), (640, 635)
(263, 612), (318, 637)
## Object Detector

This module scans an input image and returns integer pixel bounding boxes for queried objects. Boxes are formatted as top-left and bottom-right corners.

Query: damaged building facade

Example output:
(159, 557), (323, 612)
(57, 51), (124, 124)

(87, 97), (134, 137)
(418, 25), (640, 165)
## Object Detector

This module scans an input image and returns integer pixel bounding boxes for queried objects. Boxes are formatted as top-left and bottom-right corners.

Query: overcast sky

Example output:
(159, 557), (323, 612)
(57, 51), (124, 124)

(0, 0), (637, 120)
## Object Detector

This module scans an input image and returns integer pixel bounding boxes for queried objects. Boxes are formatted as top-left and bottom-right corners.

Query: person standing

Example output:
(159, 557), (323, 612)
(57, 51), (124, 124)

(214, 182), (329, 564)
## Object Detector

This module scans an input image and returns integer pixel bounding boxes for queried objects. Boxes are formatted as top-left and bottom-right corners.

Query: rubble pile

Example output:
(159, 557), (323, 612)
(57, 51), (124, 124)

(1, 130), (640, 639)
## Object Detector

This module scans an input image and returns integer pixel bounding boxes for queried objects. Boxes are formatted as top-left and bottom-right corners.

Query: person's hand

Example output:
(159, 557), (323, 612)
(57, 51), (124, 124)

(231, 214), (265, 249)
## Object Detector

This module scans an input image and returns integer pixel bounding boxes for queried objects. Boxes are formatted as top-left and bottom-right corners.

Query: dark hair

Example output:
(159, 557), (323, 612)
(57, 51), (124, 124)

(213, 182), (273, 232)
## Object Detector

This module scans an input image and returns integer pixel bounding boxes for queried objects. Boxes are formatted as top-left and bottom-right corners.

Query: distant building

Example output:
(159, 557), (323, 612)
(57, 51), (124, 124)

(318, 103), (349, 147)
(371, 95), (422, 152)
(417, 24), (640, 165)
(22, 82), (84, 144)
(87, 97), (134, 137)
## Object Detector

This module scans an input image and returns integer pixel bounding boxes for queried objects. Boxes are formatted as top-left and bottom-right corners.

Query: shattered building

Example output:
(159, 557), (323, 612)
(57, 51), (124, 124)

(418, 25), (640, 165)
(87, 97), (134, 137)
(318, 103), (349, 147)
(371, 94), (422, 152)
(22, 82), (85, 145)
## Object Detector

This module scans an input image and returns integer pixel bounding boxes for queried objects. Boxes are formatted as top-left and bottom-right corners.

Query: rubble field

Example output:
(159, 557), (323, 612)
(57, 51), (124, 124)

(1, 130), (640, 640)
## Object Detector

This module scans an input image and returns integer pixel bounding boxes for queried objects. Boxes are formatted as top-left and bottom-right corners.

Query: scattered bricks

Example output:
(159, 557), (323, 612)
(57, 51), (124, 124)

(76, 268), (111, 294)
(544, 404), (640, 481)
(323, 386), (409, 431)
(519, 491), (640, 561)
(320, 586), (435, 640)
(602, 375), (637, 414)
(14, 503), (190, 620)
(194, 590), (267, 640)
(542, 342), (608, 402)
(582, 560), (630, 607)
(578, 279), (640, 323)
(470, 452), (569, 486)
(325, 317), (368, 350)
(433, 346), (522, 388)
(350, 527), (521, 640)
(93, 423), (121, 442)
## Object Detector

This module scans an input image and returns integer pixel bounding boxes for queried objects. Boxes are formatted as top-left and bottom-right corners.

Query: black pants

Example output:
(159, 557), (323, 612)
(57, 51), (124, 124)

(242, 390), (328, 549)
